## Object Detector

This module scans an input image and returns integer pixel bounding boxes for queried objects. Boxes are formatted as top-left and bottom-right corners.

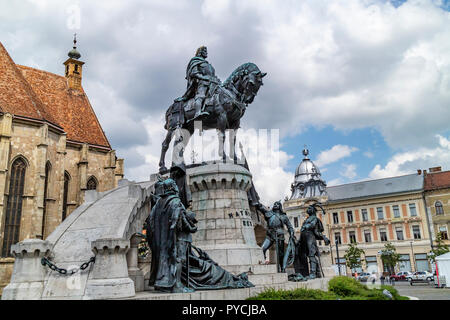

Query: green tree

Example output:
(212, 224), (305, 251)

(380, 242), (400, 275)
(344, 242), (365, 276)
(429, 232), (450, 262)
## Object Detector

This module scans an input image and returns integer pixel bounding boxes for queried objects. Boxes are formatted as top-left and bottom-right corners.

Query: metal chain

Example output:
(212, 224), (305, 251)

(41, 256), (95, 275)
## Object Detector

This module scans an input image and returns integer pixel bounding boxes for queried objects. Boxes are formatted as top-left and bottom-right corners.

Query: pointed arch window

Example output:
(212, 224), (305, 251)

(62, 172), (71, 221)
(42, 162), (51, 238)
(1, 158), (27, 257)
(87, 176), (97, 191)
(435, 201), (444, 215)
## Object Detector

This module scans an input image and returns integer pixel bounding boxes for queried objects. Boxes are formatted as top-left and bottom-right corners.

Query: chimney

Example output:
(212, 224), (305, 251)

(423, 170), (427, 175)
(417, 169), (422, 175)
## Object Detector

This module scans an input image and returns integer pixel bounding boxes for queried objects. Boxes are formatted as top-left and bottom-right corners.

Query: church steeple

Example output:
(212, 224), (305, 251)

(63, 34), (84, 90)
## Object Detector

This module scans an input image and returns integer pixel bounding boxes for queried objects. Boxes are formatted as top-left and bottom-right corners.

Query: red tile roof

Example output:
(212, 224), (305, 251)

(424, 170), (450, 191)
(0, 41), (110, 149)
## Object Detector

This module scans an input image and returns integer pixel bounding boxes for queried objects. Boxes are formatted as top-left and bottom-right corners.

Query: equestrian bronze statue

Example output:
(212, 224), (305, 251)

(159, 46), (266, 172)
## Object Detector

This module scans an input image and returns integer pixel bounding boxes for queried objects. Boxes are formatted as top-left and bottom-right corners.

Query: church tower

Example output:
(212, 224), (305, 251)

(63, 34), (84, 90)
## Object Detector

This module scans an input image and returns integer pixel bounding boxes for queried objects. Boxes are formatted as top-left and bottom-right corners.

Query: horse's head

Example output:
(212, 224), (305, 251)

(242, 69), (266, 104)
(224, 63), (267, 105)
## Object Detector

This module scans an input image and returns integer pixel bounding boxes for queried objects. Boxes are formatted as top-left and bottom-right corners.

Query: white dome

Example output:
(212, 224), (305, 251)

(294, 149), (322, 183)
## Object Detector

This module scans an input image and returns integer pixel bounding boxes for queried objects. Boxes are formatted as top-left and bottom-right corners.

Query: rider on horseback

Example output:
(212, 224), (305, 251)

(176, 46), (221, 121)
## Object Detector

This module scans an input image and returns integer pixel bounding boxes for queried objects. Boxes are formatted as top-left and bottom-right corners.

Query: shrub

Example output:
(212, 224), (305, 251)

(247, 288), (338, 300)
(328, 276), (368, 296)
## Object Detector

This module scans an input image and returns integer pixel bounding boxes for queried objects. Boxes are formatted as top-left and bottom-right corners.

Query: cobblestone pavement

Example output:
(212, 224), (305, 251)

(390, 281), (450, 300)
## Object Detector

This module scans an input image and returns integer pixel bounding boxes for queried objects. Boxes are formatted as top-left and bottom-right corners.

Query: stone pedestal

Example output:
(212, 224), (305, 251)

(187, 163), (264, 269)
(85, 238), (135, 300)
(1, 239), (53, 300)
(127, 235), (144, 292)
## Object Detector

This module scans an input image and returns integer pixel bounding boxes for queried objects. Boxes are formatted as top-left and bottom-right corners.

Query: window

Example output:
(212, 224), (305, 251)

(294, 217), (299, 228)
(412, 225), (421, 239)
(415, 253), (430, 272)
(439, 226), (448, 240)
(349, 231), (356, 243)
(334, 232), (342, 245)
(435, 201), (444, 215)
(65, 65), (69, 76)
(364, 230), (372, 243)
(409, 203), (417, 217)
(347, 211), (353, 223)
(62, 172), (70, 221)
(393, 205), (400, 218)
(396, 227), (404, 240)
(333, 212), (339, 224)
(377, 207), (384, 220)
(380, 228), (388, 242)
(2, 158), (27, 257)
(74, 64), (79, 73)
(87, 176), (97, 191)
(42, 162), (51, 238)
(361, 208), (368, 221)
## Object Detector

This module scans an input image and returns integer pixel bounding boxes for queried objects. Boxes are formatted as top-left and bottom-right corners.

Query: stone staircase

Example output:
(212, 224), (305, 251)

(223, 264), (288, 286)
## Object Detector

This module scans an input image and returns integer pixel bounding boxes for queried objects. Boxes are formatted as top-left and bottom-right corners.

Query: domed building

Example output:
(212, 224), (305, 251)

(283, 147), (333, 277)
(290, 148), (327, 199)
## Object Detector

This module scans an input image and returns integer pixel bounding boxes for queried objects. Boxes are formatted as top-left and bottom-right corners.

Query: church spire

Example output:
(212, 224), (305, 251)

(64, 34), (84, 90)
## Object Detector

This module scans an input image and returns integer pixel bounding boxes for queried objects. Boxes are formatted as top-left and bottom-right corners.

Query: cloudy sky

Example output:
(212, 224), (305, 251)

(1, 0), (450, 203)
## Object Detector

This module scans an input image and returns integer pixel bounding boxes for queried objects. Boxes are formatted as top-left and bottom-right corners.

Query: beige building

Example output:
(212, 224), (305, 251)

(325, 173), (431, 275)
(0, 39), (124, 292)
(284, 148), (433, 276)
(423, 167), (450, 248)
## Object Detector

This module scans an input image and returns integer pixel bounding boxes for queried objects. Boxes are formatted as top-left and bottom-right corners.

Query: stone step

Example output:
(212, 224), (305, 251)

(224, 264), (278, 275)
(248, 272), (288, 286)
(122, 277), (330, 300)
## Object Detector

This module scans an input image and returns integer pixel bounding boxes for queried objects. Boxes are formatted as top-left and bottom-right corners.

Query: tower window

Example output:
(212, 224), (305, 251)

(2, 158), (27, 257)
(42, 162), (51, 238)
(74, 64), (79, 74)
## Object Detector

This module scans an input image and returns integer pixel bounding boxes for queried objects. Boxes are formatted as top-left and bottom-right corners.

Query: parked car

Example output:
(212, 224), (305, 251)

(390, 271), (413, 281)
(407, 271), (434, 284)
(357, 272), (371, 282)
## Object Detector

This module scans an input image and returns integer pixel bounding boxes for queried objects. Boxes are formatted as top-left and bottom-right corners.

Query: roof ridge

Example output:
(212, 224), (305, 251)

(327, 173), (421, 188)
(16, 64), (65, 79)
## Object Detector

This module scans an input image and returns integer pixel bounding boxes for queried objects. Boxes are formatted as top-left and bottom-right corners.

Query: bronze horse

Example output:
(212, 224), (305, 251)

(159, 62), (266, 172)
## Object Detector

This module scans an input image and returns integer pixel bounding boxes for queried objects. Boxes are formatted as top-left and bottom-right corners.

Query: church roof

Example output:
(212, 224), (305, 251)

(0, 41), (110, 149)
(327, 173), (424, 202)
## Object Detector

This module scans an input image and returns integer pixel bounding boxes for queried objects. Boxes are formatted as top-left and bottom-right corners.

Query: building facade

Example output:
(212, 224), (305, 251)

(423, 167), (450, 248)
(326, 174), (431, 275)
(0, 39), (124, 292)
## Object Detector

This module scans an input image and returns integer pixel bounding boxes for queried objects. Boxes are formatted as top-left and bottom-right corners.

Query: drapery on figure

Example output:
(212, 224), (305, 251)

(255, 201), (295, 272)
(146, 175), (253, 293)
(291, 203), (330, 281)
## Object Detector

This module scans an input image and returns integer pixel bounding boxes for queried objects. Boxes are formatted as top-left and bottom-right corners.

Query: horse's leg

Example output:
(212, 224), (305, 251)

(229, 128), (238, 164)
(159, 129), (173, 172)
(216, 112), (227, 162)
(172, 127), (192, 167)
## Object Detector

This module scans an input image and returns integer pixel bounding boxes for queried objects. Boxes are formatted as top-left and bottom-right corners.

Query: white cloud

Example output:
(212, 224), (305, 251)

(340, 163), (357, 179)
(2, 0), (450, 192)
(315, 145), (358, 167)
(364, 150), (374, 158)
(369, 134), (450, 179)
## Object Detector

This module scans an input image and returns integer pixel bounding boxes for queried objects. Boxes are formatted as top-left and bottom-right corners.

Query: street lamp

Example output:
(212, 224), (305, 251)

(335, 239), (341, 276)
(410, 241), (416, 272)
